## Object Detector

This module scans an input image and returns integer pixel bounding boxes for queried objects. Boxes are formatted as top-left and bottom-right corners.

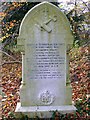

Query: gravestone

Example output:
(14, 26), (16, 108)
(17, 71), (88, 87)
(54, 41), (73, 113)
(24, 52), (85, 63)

(15, 1), (76, 118)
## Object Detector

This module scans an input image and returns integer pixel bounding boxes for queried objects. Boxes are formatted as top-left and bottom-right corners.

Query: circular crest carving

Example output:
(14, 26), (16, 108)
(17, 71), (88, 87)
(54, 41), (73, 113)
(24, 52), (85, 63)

(40, 90), (55, 105)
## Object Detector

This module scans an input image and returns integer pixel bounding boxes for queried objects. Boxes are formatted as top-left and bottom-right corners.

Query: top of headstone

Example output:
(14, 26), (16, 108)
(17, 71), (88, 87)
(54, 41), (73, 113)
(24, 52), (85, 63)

(17, 1), (73, 49)
(29, 0), (58, 2)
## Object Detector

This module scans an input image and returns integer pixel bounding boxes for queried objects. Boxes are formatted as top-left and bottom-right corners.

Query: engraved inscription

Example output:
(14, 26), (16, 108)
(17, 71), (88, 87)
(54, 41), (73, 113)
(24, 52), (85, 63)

(27, 43), (65, 81)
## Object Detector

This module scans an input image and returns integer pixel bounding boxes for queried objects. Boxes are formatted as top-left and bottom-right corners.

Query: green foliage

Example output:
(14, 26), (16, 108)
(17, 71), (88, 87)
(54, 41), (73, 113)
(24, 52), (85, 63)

(2, 98), (90, 120)
(75, 97), (90, 117)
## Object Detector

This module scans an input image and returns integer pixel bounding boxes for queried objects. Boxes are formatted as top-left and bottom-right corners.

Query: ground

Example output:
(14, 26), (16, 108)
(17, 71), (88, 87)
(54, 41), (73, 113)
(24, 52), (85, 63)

(1, 45), (90, 119)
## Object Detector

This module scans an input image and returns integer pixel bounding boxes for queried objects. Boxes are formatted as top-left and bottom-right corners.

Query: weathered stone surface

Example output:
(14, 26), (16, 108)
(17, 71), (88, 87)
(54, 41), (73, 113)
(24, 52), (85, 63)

(16, 1), (76, 118)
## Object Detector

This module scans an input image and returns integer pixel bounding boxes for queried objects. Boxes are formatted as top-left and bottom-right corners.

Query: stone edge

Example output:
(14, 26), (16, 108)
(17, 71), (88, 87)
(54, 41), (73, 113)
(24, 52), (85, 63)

(15, 102), (76, 118)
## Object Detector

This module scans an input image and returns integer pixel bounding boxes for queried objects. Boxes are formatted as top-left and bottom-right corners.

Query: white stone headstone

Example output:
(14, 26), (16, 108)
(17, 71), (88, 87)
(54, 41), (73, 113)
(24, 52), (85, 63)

(15, 1), (76, 118)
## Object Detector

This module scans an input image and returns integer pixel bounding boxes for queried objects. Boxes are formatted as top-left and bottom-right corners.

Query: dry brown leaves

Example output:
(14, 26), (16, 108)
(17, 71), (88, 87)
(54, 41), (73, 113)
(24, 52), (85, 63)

(70, 45), (90, 101)
(1, 45), (90, 118)
(1, 52), (22, 118)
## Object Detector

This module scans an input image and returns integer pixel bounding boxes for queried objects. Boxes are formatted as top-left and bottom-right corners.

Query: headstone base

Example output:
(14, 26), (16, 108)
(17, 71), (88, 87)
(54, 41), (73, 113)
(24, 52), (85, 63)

(15, 102), (76, 118)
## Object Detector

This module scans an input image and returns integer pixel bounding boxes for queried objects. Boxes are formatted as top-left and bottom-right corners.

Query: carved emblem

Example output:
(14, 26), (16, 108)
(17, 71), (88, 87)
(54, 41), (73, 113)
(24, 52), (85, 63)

(40, 90), (55, 105)
(35, 16), (57, 33)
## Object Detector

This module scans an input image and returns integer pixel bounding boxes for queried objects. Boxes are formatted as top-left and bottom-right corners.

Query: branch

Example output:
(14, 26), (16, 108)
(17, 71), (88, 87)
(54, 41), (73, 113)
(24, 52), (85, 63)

(0, 61), (22, 66)
(82, 0), (90, 11)
(0, 50), (18, 61)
